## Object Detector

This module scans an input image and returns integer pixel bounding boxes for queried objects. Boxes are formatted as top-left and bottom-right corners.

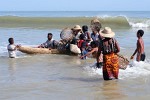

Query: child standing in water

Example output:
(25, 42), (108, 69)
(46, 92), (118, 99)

(131, 30), (146, 61)
(7, 38), (19, 58)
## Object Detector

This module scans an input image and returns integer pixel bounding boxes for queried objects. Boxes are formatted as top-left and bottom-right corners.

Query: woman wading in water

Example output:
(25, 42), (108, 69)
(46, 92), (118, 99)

(97, 27), (120, 80)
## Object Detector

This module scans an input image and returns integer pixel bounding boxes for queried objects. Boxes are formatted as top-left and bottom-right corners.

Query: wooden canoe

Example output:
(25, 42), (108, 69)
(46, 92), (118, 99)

(18, 46), (60, 54)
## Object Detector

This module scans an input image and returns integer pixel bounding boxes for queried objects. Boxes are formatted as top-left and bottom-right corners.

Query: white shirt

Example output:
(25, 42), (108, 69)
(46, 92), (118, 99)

(7, 44), (16, 58)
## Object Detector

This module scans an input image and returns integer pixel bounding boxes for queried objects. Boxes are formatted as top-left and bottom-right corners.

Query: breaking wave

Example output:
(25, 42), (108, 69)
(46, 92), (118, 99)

(0, 16), (150, 28)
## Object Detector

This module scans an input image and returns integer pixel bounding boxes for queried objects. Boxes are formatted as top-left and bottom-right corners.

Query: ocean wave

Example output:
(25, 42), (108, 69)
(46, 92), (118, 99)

(0, 16), (150, 28)
(84, 61), (150, 79)
(98, 15), (150, 28)
(129, 22), (149, 28)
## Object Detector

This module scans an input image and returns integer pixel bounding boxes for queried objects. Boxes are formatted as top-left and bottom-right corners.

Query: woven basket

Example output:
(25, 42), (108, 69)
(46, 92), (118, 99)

(117, 54), (129, 70)
(60, 28), (73, 41)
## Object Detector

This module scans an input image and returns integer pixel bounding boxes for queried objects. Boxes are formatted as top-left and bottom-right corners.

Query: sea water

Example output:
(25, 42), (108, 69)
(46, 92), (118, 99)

(0, 11), (150, 100)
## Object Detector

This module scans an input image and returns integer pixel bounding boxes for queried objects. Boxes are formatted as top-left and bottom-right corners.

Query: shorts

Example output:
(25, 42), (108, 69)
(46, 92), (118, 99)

(140, 53), (146, 61)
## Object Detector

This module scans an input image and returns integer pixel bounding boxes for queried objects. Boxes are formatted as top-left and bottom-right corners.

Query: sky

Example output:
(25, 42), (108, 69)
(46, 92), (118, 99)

(0, 0), (149, 11)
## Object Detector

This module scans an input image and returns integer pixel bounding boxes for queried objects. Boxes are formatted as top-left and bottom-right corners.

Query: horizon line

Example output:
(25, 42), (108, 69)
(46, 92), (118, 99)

(0, 10), (150, 12)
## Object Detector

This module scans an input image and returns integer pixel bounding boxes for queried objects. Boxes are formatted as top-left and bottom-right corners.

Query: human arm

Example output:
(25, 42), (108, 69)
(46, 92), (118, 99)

(130, 40), (139, 59)
(80, 48), (96, 58)
(130, 49), (137, 59)
(38, 43), (46, 48)
(7, 45), (18, 51)
(115, 39), (120, 53)
(38, 41), (48, 48)
(96, 46), (102, 68)
(86, 32), (91, 42)
(97, 46), (101, 63)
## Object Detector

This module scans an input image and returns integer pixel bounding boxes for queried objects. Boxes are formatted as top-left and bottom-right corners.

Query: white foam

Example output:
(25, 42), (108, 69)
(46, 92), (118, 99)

(83, 63), (102, 76)
(97, 15), (150, 28)
(129, 22), (149, 28)
(84, 61), (150, 79)
(97, 15), (127, 19)
(126, 17), (150, 28)
(119, 61), (150, 79)
(98, 15), (111, 18)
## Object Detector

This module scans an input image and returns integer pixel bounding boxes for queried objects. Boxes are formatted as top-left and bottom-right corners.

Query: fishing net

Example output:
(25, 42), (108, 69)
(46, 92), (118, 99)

(60, 28), (73, 41)
(117, 54), (129, 70)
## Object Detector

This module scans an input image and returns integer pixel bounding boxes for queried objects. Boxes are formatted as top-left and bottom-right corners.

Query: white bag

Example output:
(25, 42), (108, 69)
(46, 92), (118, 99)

(70, 44), (81, 54)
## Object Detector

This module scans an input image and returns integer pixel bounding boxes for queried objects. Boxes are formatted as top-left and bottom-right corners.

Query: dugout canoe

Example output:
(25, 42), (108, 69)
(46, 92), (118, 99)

(18, 46), (60, 54)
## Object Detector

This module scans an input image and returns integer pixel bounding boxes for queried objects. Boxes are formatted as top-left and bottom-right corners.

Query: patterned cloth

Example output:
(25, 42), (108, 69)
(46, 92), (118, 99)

(103, 53), (119, 80)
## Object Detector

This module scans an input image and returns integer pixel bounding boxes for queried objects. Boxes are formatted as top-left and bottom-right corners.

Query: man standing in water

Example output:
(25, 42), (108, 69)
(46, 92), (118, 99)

(131, 30), (145, 61)
(7, 38), (19, 58)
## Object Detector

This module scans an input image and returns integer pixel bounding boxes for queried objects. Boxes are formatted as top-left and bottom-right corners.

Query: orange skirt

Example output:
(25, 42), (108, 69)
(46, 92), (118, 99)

(103, 53), (119, 80)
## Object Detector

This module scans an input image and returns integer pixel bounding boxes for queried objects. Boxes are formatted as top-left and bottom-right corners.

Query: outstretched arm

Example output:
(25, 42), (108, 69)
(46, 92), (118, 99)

(131, 40), (139, 59)
(80, 48), (97, 58)
(97, 47), (101, 63)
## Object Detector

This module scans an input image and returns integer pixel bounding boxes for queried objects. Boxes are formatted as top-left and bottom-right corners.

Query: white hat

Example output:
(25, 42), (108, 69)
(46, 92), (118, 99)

(100, 27), (115, 38)
(72, 25), (82, 30)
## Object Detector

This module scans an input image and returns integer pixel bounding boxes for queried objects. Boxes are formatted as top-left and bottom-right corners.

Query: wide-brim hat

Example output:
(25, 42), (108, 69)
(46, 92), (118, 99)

(100, 27), (115, 38)
(91, 18), (100, 25)
(72, 25), (82, 30)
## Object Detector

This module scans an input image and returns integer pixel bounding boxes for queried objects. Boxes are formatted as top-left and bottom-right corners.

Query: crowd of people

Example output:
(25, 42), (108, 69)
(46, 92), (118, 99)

(7, 19), (146, 80)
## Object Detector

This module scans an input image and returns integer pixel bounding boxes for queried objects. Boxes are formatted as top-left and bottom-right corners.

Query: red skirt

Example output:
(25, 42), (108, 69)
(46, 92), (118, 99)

(103, 53), (119, 80)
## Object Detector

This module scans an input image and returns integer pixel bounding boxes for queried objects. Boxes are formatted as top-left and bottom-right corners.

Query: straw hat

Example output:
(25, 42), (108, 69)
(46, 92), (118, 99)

(72, 25), (82, 30)
(100, 27), (115, 38)
(91, 18), (100, 25)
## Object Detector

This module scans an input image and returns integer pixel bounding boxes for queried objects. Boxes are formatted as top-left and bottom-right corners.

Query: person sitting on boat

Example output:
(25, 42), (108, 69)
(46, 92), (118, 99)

(38, 33), (58, 49)
(82, 25), (91, 43)
(7, 38), (20, 58)
(71, 25), (82, 44)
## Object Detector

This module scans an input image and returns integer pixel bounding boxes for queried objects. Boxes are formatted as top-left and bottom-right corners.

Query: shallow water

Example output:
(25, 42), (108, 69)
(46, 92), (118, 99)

(0, 27), (150, 100)
(0, 54), (150, 100)
(0, 11), (150, 100)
